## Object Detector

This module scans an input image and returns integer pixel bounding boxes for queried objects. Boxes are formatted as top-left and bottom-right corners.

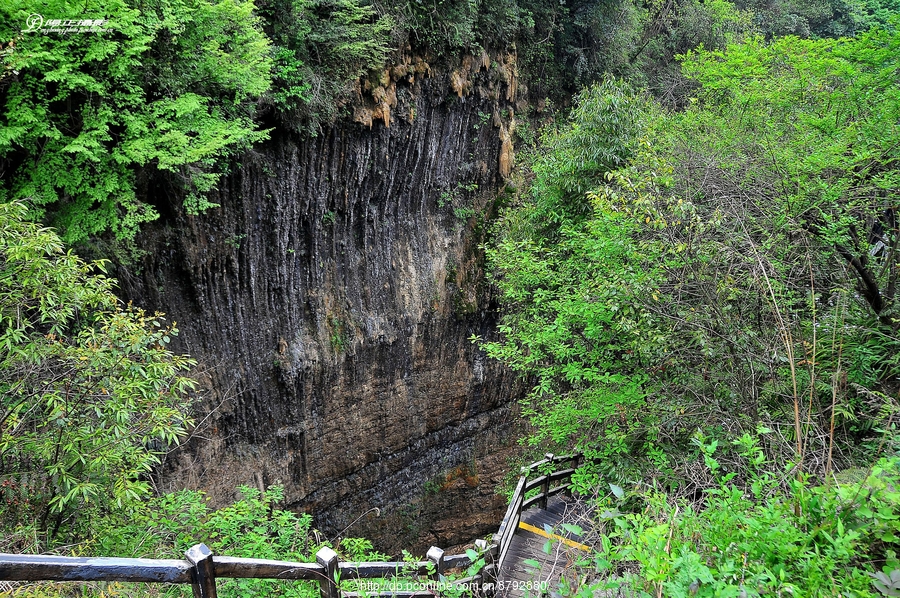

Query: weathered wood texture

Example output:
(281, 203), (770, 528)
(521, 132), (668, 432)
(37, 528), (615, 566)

(186, 544), (218, 598)
(0, 548), (484, 595)
(0, 554), (193, 583)
(497, 498), (588, 598)
(494, 454), (587, 598)
(316, 546), (339, 598)
(339, 561), (429, 579)
(213, 556), (324, 579)
(495, 453), (580, 572)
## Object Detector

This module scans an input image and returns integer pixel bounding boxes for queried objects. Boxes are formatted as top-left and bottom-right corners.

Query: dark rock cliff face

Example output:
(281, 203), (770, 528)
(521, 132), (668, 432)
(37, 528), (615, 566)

(121, 53), (527, 554)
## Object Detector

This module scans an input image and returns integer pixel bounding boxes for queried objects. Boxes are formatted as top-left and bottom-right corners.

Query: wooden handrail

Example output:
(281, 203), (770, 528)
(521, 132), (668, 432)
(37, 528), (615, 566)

(0, 546), (489, 596)
(493, 453), (581, 572)
(0, 553), (194, 583)
(0, 453), (583, 597)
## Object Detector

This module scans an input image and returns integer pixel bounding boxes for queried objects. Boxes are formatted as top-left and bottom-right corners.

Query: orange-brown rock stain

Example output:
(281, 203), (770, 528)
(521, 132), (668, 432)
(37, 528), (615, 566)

(351, 48), (519, 179)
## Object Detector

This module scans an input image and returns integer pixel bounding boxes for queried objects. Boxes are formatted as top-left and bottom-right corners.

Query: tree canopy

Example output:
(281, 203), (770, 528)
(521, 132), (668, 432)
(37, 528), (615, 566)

(481, 22), (900, 595)
(0, 0), (272, 246)
(486, 25), (900, 482)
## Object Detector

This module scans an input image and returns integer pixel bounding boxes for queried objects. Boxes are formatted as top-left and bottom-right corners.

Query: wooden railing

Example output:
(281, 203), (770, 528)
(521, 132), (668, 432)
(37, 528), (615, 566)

(0, 453), (582, 597)
(0, 543), (493, 598)
(494, 453), (581, 573)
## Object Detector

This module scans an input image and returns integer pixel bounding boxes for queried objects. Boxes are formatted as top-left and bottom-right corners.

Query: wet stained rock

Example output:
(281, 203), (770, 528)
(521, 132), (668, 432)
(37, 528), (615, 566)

(121, 52), (528, 554)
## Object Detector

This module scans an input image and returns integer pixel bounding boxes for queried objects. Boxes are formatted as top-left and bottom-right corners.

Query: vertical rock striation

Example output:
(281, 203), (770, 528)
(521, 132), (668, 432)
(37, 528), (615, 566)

(122, 53), (527, 553)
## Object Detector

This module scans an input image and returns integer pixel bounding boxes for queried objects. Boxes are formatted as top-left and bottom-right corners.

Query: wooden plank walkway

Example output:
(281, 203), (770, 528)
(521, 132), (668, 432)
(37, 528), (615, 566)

(496, 497), (593, 598)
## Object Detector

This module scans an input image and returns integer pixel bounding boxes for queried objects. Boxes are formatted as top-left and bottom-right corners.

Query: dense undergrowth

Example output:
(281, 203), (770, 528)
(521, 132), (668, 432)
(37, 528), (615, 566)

(553, 450), (900, 596)
(0, 202), (385, 596)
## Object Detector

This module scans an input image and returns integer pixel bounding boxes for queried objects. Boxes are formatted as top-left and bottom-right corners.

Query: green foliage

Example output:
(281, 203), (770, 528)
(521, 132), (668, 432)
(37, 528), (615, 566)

(470, 0), (756, 106)
(0, 201), (195, 547)
(622, 0), (755, 105)
(99, 486), (304, 555)
(394, 0), (896, 107)
(56, 485), (321, 597)
(0, 0), (272, 245)
(515, 0), (640, 100)
(2, 0), (894, 247)
(735, 0), (900, 38)
(437, 181), (479, 224)
(591, 441), (900, 597)
(674, 27), (900, 380)
(393, 0), (701, 103)
(258, 0), (394, 132)
(149, 486), (317, 597)
(392, 0), (639, 94)
(336, 536), (388, 561)
(528, 79), (651, 222)
(399, 0), (484, 51)
(482, 23), (900, 598)
(486, 25), (900, 491)
(483, 81), (673, 478)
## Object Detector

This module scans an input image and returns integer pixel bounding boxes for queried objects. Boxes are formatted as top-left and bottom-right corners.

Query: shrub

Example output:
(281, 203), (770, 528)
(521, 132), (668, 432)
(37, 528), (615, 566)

(588, 436), (900, 597)
(0, 201), (195, 548)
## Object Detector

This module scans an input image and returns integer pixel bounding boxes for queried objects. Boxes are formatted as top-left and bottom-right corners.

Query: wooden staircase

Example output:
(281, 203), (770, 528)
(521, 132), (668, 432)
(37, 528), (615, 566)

(497, 495), (592, 598)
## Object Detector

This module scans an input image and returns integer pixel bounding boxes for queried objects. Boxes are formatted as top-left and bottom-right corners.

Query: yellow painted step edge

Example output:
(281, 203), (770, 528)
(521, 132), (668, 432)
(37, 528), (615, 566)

(517, 521), (591, 552)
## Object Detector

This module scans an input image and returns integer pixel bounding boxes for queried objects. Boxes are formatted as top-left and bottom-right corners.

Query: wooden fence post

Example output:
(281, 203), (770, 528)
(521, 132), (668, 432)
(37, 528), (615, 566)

(316, 546), (339, 598)
(541, 453), (553, 509)
(185, 544), (217, 598)
(426, 546), (445, 581)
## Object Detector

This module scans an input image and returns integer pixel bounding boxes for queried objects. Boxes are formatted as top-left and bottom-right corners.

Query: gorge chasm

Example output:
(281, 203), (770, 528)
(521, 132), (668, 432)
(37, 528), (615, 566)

(119, 51), (528, 555)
